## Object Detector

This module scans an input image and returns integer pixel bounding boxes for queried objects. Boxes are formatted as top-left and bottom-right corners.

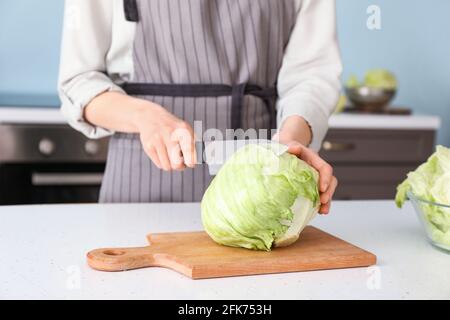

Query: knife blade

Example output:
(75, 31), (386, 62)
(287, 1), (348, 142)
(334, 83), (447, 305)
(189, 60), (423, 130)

(195, 140), (288, 175)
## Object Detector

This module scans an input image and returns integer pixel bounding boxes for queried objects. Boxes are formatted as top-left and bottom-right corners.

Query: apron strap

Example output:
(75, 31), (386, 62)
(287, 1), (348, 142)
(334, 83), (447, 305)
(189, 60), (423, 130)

(231, 83), (247, 130)
(121, 83), (277, 130)
(124, 0), (139, 22)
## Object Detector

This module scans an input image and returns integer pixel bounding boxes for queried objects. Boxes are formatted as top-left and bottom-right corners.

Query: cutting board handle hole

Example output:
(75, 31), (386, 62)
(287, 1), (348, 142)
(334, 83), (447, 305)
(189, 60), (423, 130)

(103, 250), (126, 256)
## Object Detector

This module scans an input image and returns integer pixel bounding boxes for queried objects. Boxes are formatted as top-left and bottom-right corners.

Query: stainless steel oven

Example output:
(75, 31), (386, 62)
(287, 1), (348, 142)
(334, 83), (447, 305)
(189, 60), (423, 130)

(0, 123), (109, 205)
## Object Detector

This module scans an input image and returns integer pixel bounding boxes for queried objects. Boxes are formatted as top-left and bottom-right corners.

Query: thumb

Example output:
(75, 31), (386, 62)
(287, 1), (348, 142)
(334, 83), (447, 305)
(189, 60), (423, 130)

(272, 133), (280, 142)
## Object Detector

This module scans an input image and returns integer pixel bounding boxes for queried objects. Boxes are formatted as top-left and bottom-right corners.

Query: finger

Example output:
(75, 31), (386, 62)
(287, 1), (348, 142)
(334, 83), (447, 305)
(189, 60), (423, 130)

(167, 142), (186, 171)
(174, 125), (196, 168)
(320, 176), (338, 205)
(301, 150), (333, 193)
(272, 133), (280, 142)
(287, 144), (333, 193)
(319, 165), (334, 193)
(319, 202), (331, 215)
(154, 140), (171, 171)
(286, 143), (304, 157)
(146, 146), (162, 169)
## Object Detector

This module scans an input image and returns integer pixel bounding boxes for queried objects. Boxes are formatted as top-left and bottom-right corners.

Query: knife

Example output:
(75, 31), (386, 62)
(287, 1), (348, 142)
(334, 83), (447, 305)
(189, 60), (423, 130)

(195, 140), (289, 175)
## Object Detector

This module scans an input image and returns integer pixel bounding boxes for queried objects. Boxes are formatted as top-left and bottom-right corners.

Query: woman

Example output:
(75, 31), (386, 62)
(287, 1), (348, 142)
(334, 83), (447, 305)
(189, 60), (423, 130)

(59, 0), (342, 214)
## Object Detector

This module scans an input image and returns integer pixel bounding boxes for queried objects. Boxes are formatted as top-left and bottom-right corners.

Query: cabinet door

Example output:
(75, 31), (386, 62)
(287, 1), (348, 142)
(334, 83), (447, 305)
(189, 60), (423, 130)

(320, 129), (436, 200)
(332, 165), (419, 200)
(320, 129), (435, 163)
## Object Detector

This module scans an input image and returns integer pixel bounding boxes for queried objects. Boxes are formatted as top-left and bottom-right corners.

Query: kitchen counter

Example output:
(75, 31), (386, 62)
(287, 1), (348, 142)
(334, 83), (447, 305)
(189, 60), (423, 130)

(0, 107), (441, 130)
(0, 201), (448, 300)
(329, 113), (441, 130)
(0, 107), (65, 124)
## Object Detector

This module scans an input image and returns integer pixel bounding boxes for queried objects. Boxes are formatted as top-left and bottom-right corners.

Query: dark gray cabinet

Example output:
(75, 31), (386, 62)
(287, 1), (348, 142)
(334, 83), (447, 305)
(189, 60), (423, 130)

(320, 129), (436, 200)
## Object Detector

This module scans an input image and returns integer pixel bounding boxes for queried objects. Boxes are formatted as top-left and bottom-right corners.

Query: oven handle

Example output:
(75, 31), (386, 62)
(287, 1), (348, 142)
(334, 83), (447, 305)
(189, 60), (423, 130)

(31, 173), (104, 186)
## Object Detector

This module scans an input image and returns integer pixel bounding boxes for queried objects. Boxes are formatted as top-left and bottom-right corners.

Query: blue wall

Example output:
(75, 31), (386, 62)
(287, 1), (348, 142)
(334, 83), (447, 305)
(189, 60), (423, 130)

(0, 0), (449, 144)
(0, 0), (64, 106)
(336, 0), (450, 145)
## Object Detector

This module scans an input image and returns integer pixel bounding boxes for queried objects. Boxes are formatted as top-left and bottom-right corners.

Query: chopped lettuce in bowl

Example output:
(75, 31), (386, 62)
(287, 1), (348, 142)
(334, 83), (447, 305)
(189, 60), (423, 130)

(396, 146), (450, 251)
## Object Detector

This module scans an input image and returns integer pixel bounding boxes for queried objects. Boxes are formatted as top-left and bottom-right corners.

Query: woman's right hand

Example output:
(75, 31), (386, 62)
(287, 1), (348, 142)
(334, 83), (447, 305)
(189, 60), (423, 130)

(84, 92), (196, 172)
(134, 102), (197, 171)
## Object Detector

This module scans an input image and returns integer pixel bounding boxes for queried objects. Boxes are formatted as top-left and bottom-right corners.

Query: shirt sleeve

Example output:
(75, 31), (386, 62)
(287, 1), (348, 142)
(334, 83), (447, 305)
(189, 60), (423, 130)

(277, 0), (343, 151)
(58, 0), (125, 139)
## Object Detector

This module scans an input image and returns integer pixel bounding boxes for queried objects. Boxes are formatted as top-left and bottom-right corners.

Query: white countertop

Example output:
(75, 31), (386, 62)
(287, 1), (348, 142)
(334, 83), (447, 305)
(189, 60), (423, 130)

(0, 107), (65, 125)
(0, 201), (448, 300)
(329, 114), (441, 130)
(0, 107), (442, 130)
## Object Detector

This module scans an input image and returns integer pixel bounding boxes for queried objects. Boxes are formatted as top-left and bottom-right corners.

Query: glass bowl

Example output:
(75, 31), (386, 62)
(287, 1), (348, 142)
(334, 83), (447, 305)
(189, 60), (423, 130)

(407, 191), (450, 252)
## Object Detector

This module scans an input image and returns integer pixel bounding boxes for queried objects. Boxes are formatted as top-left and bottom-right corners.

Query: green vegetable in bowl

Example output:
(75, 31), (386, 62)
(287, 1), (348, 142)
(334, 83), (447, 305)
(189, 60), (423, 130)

(396, 146), (450, 247)
(364, 69), (397, 90)
(201, 143), (320, 251)
(346, 74), (360, 88)
(345, 70), (397, 90)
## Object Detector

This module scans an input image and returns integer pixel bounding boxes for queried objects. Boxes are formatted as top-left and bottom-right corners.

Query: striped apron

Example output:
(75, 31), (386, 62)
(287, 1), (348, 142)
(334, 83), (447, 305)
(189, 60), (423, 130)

(99, 0), (298, 203)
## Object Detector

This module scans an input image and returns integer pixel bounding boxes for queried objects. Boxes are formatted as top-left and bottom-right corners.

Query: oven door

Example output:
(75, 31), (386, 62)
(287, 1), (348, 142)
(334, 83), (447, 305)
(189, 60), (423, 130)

(0, 163), (105, 205)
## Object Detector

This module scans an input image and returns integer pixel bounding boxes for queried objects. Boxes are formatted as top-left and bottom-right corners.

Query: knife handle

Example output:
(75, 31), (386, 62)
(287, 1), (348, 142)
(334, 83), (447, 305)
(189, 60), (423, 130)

(195, 141), (206, 164)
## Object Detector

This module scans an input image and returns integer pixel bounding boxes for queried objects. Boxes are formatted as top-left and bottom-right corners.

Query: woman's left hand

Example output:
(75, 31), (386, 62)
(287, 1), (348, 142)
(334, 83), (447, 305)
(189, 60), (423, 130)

(274, 116), (338, 215)
(284, 142), (338, 215)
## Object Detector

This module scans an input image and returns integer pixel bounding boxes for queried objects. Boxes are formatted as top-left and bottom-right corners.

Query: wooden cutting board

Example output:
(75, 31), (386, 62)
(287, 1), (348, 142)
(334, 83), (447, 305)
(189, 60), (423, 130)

(87, 227), (376, 279)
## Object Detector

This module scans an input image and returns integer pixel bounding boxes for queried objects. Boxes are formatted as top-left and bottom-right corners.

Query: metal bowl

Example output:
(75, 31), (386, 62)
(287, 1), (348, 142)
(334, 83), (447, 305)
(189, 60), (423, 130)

(407, 191), (450, 252)
(345, 86), (396, 112)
